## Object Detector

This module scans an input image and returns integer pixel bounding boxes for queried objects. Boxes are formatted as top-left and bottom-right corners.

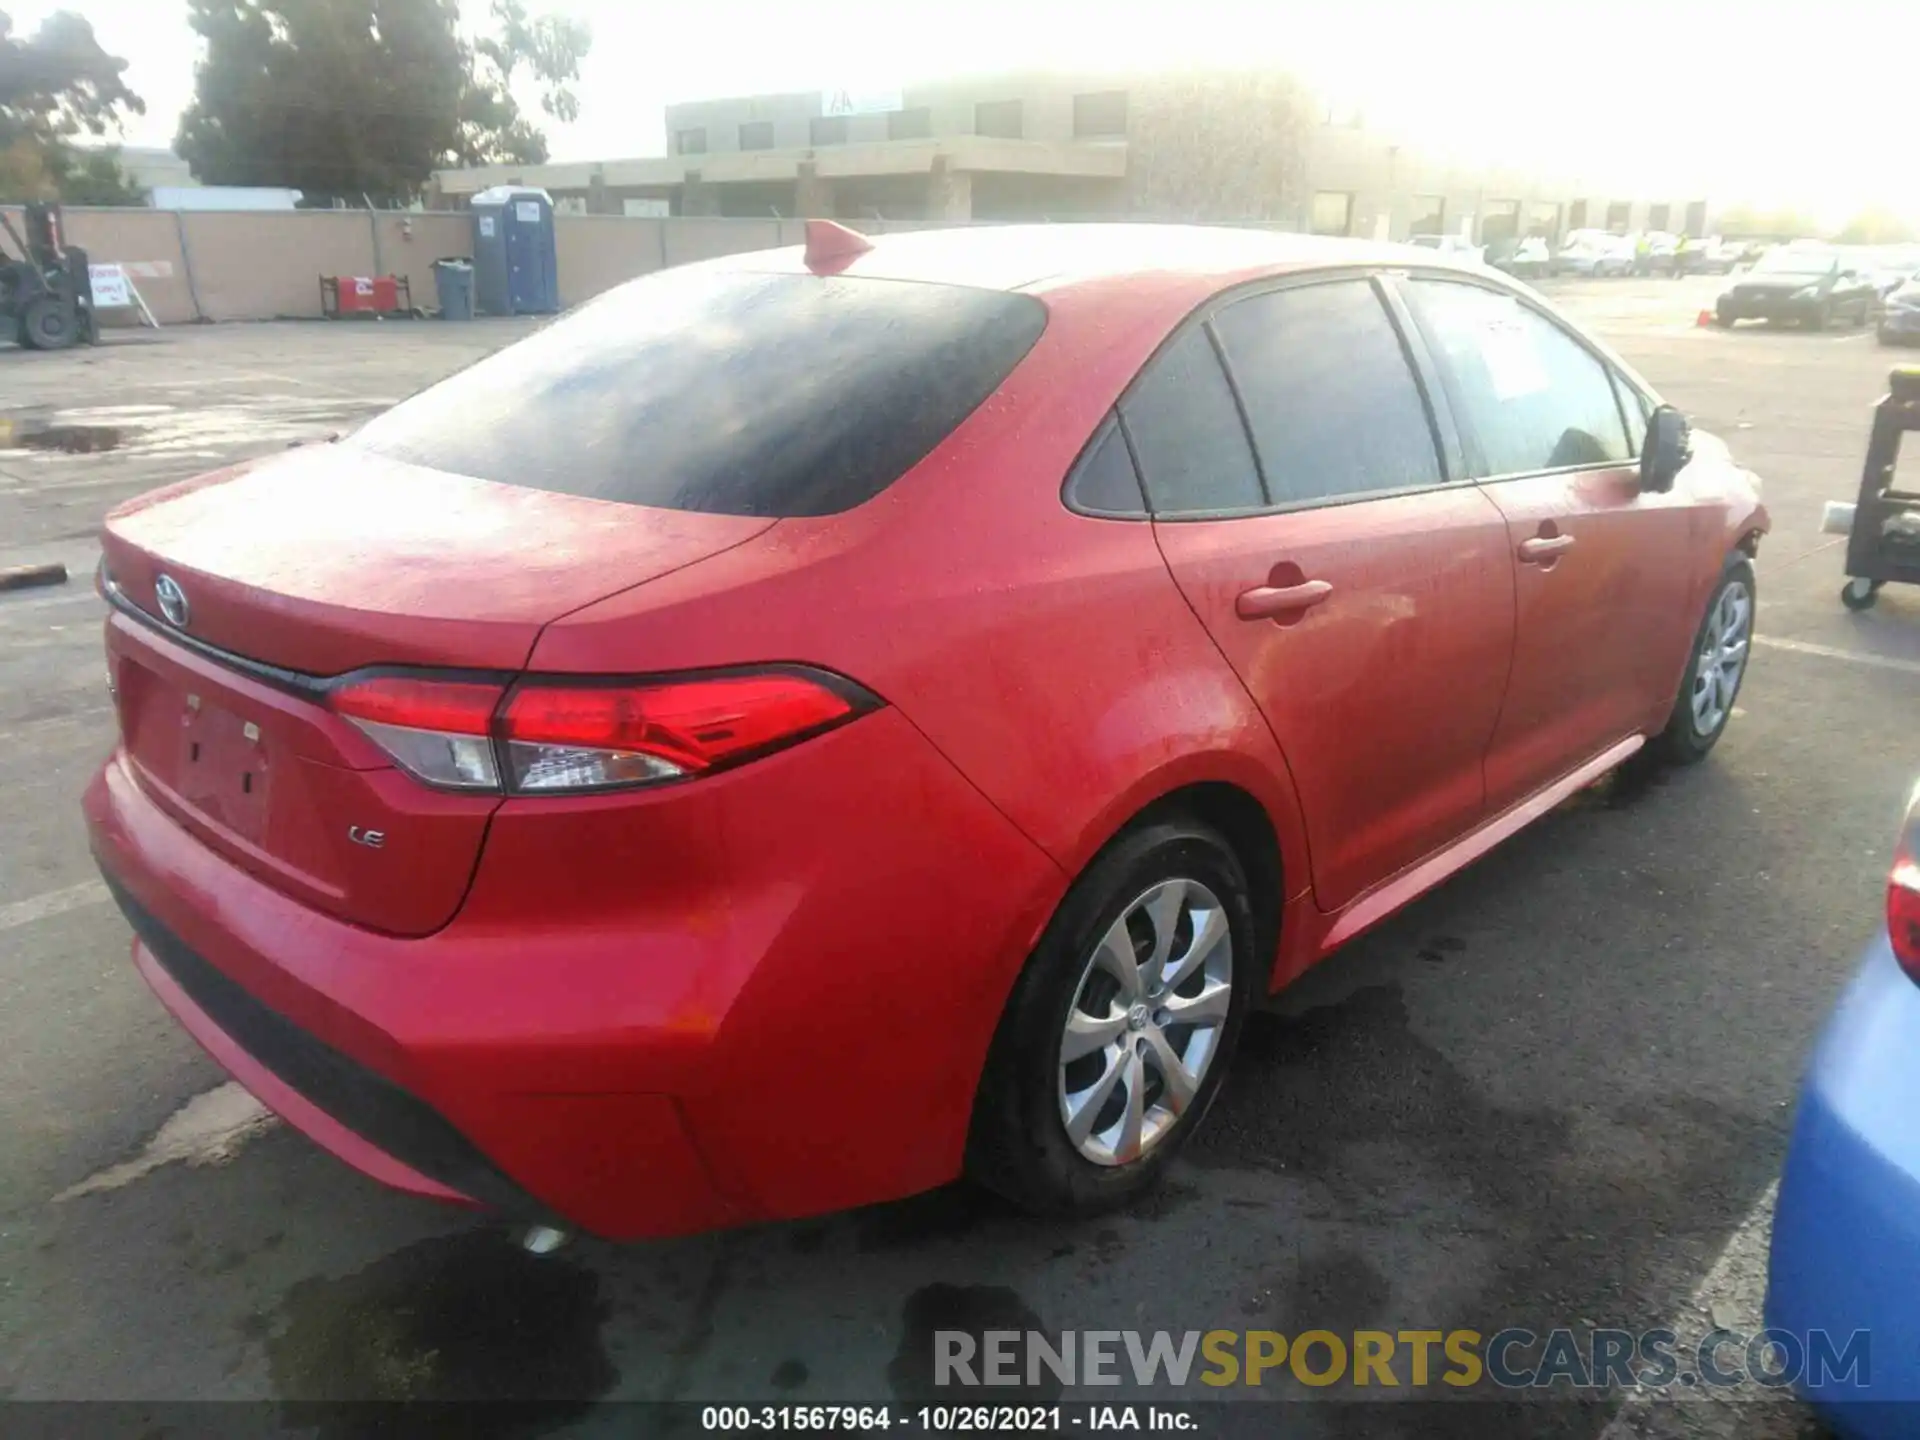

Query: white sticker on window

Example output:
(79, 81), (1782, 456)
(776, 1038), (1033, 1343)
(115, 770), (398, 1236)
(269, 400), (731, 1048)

(478, 215), (496, 237)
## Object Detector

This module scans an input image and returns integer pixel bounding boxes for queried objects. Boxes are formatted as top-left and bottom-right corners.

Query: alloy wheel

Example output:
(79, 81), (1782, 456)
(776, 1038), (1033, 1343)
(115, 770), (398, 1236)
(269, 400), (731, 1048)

(1057, 877), (1234, 1167)
(1691, 579), (1752, 737)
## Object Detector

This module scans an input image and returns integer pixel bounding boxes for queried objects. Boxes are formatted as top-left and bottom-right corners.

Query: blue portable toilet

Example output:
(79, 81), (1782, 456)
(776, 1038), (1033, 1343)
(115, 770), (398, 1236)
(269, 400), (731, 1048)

(470, 185), (560, 315)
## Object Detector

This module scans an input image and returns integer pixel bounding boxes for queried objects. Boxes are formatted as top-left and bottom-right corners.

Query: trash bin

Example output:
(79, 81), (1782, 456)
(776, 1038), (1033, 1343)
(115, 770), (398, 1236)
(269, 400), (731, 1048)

(432, 258), (474, 321)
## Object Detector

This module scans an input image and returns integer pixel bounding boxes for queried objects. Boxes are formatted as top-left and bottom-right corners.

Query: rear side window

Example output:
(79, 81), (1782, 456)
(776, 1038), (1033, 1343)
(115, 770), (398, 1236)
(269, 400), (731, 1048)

(352, 271), (1046, 518)
(1065, 417), (1147, 517)
(1119, 327), (1263, 515)
(1408, 280), (1633, 476)
(1212, 280), (1443, 504)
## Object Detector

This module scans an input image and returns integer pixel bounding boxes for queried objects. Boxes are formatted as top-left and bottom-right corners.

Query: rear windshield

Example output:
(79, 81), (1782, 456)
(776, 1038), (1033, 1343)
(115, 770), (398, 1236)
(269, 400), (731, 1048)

(352, 269), (1046, 517)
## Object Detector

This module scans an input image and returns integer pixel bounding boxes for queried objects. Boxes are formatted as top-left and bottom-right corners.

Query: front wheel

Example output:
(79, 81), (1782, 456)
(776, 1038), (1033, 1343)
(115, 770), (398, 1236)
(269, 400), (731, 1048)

(1646, 559), (1755, 765)
(967, 819), (1257, 1215)
(19, 295), (77, 351)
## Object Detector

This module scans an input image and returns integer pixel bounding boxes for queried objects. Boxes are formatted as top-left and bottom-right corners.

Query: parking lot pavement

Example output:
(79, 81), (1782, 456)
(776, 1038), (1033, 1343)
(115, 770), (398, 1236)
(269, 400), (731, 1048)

(0, 284), (1911, 1434)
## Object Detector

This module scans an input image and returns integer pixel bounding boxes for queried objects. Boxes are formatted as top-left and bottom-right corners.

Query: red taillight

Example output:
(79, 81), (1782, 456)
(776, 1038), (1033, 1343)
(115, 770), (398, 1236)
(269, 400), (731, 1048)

(1892, 782), (1920, 981)
(330, 676), (502, 734)
(326, 667), (874, 795)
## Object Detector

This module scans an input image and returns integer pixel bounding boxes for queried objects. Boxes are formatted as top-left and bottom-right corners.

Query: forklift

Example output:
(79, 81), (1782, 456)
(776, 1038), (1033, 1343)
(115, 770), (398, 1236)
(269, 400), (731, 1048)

(0, 202), (97, 351)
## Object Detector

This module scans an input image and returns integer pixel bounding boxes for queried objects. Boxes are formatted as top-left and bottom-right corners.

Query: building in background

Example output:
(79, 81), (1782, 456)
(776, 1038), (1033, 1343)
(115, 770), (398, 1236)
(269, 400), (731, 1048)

(431, 71), (1713, 243)
(114, 147), (198, 194)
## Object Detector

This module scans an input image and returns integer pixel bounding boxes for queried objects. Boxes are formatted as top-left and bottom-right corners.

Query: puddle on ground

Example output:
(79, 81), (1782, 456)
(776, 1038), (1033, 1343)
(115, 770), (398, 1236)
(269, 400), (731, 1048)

(0, 420), (131, 453)
(888, 1283), (1058, 1404)
(0, 397), (378, 462)
(267, 1228), (615, 1439)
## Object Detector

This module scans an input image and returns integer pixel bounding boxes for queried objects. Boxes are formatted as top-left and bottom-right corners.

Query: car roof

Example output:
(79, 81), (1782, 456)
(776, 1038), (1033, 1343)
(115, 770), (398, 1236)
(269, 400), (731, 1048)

(727, 222), (1457, 301)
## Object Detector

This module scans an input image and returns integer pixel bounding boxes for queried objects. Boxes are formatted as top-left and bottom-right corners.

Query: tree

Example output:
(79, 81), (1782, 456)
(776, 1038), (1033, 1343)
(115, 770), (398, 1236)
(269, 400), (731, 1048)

(0, 8), (146, 202)
(1714, 205), (1823, 242)
(1834, 208), (1916, 246)
(457, 0), (590, 166)
(175, 0), (590, 206)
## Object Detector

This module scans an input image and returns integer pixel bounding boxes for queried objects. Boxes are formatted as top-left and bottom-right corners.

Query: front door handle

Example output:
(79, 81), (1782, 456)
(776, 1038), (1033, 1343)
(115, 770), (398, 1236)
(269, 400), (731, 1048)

(1518, 534), (1576, 564)
(1236, 579), (1334, 620)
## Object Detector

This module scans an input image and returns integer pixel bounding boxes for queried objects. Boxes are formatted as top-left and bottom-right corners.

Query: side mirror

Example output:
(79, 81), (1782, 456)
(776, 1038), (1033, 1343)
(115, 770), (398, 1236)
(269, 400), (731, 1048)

(1641, 405), (1692, 494)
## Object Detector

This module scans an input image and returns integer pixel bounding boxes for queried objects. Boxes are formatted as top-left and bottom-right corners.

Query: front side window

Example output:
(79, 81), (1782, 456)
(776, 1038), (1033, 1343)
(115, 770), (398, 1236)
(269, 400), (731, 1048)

(810, 115), (848, 146)
(1211, 280), (1442, 506)
(1407, 280), (1632, 477)
(354, 271), (1045, 518)
(1614, 372), (1652, 457)
(674, 128), (707, 156)
(738, 121), (773, 151)
(1118, 327), (1263, 515)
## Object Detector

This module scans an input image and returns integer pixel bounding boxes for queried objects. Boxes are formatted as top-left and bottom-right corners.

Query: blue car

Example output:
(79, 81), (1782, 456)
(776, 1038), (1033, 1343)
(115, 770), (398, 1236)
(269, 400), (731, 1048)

(1767, 782), (1920, 1436)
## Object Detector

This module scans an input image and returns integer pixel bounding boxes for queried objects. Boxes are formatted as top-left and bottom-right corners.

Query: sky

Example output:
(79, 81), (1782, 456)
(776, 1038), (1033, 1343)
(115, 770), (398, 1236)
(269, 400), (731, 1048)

(15, 0), (1917, 227)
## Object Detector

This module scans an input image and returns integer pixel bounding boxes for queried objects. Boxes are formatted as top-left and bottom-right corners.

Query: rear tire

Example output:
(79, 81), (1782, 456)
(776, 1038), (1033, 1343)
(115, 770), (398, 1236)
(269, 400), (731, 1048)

(967, 818), (1258, 1216)
(1645, 558), (1755, 766)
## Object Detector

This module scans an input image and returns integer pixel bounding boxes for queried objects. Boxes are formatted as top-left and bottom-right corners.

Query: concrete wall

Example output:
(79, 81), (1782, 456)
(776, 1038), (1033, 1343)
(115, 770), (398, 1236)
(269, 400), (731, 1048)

(0, 196), (1725, 333)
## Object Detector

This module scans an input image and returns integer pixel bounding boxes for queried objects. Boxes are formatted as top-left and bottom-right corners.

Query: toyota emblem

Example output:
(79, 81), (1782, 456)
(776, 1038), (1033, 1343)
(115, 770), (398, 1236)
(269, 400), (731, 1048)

(154, 574), (190, 629)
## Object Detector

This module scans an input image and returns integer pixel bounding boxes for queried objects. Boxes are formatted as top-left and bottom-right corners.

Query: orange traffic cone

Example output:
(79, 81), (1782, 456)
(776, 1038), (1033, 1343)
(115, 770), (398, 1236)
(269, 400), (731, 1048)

(1697, 309), (1715, 328)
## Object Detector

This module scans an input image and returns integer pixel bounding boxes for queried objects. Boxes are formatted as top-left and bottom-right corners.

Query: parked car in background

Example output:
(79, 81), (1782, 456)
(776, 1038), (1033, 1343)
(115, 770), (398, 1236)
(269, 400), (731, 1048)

(1767, 781), (1920, 1433)
(1699, 237), (1749, 274)
(1879, 273), (1920, 345)
(1408, 233), (1487, 267)
(1489, 235), (1551, 279)
(1715, 247), (1877, 329)
(1638, 231), (1681, 275)
(1552, 231), (1634, 278)
(83, 223), (1769, 1240)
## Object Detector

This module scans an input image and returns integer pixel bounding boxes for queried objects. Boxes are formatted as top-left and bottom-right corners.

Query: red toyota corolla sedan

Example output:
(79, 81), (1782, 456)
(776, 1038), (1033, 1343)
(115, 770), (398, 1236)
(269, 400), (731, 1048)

(84, 223), (1768, 1239)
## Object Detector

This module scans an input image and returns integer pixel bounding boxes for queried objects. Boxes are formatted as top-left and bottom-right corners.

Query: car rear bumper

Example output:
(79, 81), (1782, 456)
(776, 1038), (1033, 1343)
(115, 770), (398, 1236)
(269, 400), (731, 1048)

(86, 706), (1064, 1239)
(1767, 934), (1920, 1432)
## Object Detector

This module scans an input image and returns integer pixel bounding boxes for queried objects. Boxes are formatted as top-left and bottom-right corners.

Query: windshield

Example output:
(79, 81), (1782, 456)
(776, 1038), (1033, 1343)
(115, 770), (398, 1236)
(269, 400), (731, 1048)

(353, 269), (1046, 518)
(1754, 250), (1837, 277)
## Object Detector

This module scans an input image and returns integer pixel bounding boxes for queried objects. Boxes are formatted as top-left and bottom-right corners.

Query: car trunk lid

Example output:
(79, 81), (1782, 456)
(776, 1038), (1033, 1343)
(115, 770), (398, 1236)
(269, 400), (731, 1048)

(101, 446), (774, 935)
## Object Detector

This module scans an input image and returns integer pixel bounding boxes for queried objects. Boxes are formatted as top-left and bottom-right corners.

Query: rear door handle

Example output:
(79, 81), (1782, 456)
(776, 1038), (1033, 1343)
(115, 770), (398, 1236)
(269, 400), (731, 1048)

(1518, 534), (1576, 563)
(1236, 579), (1333, 620)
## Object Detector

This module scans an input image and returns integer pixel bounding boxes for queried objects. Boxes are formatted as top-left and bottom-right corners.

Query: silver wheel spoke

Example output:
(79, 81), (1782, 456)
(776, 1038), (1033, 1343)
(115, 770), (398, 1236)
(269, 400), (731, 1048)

(1065, 1051), (1126, 1146)
(1142, 1027), (1198, 1115)
(1062, 1007), (1128, 1063)
(1138, 881), (1187, 992)
(1113, 1048), (1147, 1162)
(1090, 916), (1141, 1000)
(1162, 976), (1232, 1027)
(1161, 904), (1226, 993)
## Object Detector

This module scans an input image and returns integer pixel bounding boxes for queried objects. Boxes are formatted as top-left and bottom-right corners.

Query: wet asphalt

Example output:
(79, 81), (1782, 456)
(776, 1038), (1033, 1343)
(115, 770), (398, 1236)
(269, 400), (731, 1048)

(1, 284), (1914, 1437)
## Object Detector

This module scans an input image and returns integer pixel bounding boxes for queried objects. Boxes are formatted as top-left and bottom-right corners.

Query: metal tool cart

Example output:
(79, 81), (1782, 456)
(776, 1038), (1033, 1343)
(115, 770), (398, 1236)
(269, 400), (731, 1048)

(1825, 367), (1920, 611)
